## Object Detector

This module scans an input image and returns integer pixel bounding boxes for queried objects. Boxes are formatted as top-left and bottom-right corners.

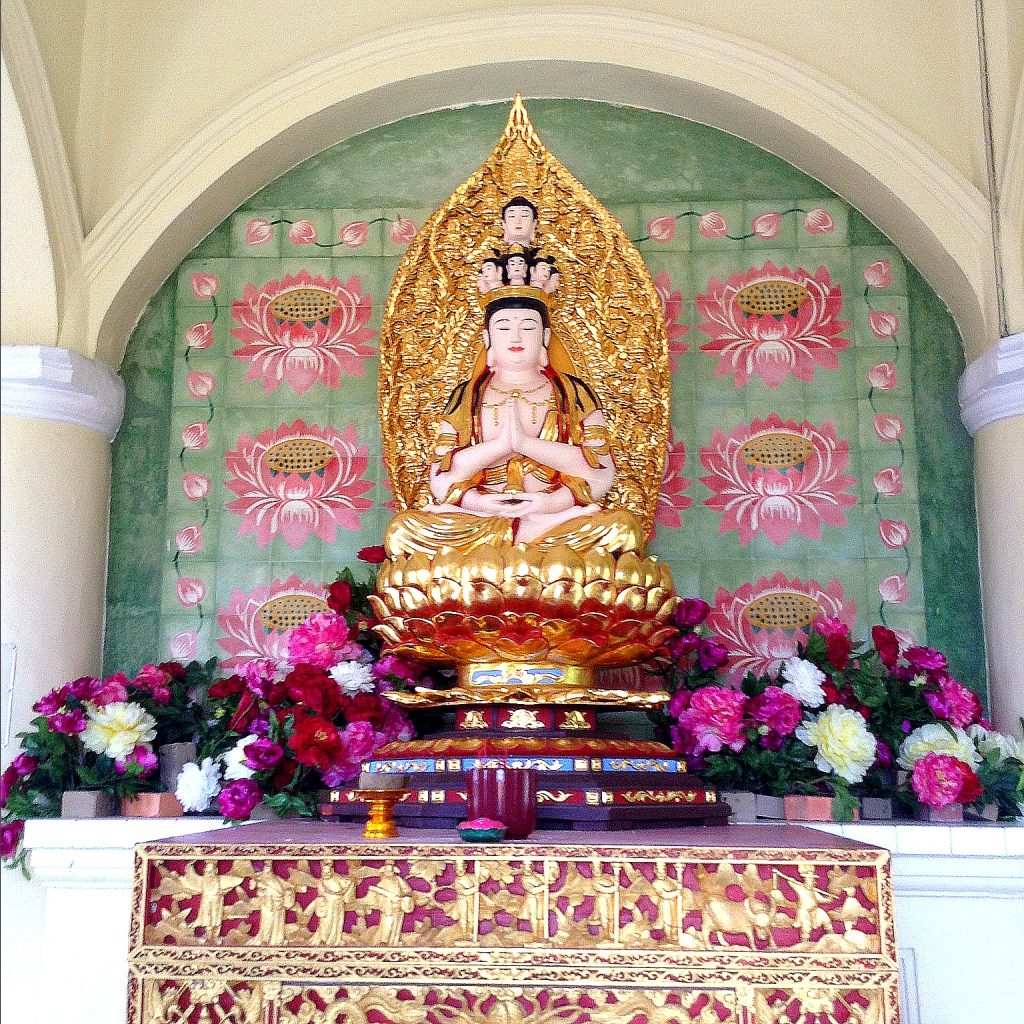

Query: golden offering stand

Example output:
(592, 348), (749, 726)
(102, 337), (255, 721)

(351, 789), (410, 839)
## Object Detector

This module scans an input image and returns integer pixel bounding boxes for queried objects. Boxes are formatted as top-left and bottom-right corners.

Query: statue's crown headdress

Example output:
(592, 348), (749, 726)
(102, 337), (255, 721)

(482, 284), (555, 312)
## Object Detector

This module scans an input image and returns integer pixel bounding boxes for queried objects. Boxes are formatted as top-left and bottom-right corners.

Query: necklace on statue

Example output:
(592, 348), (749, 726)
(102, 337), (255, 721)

(482, 381), (554, 427)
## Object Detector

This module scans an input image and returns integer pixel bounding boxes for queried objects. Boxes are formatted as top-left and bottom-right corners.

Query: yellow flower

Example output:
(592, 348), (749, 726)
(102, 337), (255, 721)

(796, 705), (876, 784)
(81, 701), (157, 760)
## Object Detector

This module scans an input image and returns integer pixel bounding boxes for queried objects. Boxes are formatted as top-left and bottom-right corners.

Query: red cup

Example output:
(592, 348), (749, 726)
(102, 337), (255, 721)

(466, 766), (537, 839)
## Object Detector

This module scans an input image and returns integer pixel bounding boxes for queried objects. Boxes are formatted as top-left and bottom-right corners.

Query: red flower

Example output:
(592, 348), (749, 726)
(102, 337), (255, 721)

(873, 414), (904, 442)
(867, 361), (897, 390)
(185, 322), (213, 350)
(357, 545), (387, 564)
(327, 580), (352, 614)
(878, 519), (909, 550)
(209, 675), (245, 698)
(673, 598), (711, 630)
(283, 664), (343, 719)
(873, 466), (903, 497)
(868, 310), (900, 338)
(51, 709), (87, 735)
(175, 525), (203, 554)
(228, 692), (261, 733)
(288, 716), (344, 769)
(872, 626), (901, 668)
(245, 218), (274, 245)
(158, 661), (187, 683)
(340, 692), (388, 727)
(180, 422), (209, 451)
(905, 646), (947, 672)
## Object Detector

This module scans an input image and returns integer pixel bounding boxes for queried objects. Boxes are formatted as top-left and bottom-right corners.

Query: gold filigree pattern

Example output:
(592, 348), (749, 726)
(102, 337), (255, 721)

(378, 95), (670, 539)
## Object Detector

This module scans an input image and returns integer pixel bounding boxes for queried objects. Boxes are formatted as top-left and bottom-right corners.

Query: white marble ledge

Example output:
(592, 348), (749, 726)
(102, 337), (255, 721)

(21, 818), (1023, 897)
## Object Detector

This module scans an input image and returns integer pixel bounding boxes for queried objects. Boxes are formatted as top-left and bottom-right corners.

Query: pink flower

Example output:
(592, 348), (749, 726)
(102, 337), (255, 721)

(185, 323), (214, 350)
(177, 577), (206, 607)
(169, 630), (198, 660)
(878, 519), (910, 549)
(697, 262), (850, 388)
(911, 752), (981, 809)
(51, 709), (87, 735)
(873, 466), (903, 496)
(867, 362), (897, 390)
(287, 220), (318, 245)
(675, 687), (747, 755)
(217, 778), (263, 820)
(878, 573), (909, 604)
(115, 744), (158, 775)
(187, 371), (216, 399)
(216, 575), (329, 668)
(868, 311), (900, 338)
(803, 209), (834, 234)
(863, 260), (893, 289)
(372, 654), (421, 684)
(388, 217), (417, 245)
(175, 525), (203, 554)
(11, 754), (39, 778)
(656, 430), (692, 529)
(707, 573), (855, 685)
(341, 720), (377, 763)
(181, 422), (209, 451)
(286, 611), (357, 669)
(1, 820), (24, 859)
(698, 211), (728, 238)
(34, 687), (67, 715)
(752, 212), (781, 239)
(182, 473), (211, 501)
(873, 414), (904, 442)
(905, 646), (947, 672)
(925, 676), (982, 729)
(339, 221), (369, 247)
(700, 415), (857, 546)
(748, 686), (803, 737)
(91, 673), (130, 706)
(191, 273), (220, 300)
(230, 271), (376, 394)
(245, 218), (274, 245)
(243, 738), (284, 771)
(653, 270), (689, 369)
(646, 216), (676, 243)
(225, 420), (374, 547)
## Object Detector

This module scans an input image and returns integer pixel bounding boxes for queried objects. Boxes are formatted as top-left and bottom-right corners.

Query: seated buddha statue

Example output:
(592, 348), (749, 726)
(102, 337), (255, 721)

(383, 284), (645, 558)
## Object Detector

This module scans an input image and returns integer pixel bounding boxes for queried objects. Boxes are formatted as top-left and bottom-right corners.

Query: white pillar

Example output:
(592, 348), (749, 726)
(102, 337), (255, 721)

(959, 333), (1024, 736)
(0, 344), (124, 1024)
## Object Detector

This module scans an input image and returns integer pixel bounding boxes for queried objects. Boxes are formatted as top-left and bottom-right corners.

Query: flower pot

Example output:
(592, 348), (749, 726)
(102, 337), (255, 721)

(754, 794), (786, 819)
(466, 766), (537, 839)
(914, 803), (963, 823)
(61, 791), (117, 819)
(721, 790), (757, 823)
(158, 742), (197, 794)
(965, 802), (1000, 823)
(860, 797), (895, 820)
(120, 793), (184, 818)
(784, 795), (860, 822)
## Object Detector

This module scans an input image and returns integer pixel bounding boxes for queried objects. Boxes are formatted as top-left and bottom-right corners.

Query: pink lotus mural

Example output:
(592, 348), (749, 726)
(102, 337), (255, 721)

(225, 420), (374, 548)
(230, 271), (376, 394)
(707, 573), (856, 685)
(217, 576), (330, 668)
(652, 270), (689, 370)
(696, 262), (849, 387)
(700, 414), (857, 546)
(656, 430), (692, 529)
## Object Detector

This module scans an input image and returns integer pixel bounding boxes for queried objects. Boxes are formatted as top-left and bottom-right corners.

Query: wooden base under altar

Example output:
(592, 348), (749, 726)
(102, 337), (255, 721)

(128, 821), (900, 1023)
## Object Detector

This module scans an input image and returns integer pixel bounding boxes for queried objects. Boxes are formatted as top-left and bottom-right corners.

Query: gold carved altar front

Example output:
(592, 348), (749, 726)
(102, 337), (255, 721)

(128, 821), (900, 1023)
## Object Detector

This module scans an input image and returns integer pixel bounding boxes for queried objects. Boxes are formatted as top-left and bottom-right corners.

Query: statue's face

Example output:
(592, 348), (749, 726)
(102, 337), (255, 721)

(506, 255), (527, 279)
(502, 205), (536, 244)
(484, 308), (549, 370)
(480, 262), (501, 284)
(531, 262), (552, 284)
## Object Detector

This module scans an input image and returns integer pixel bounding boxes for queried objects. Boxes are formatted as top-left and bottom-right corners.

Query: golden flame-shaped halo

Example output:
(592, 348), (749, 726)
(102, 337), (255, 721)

(378, 96), (670, 540)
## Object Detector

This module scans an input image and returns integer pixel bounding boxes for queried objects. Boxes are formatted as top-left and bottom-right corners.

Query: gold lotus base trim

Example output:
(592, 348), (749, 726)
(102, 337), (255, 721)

(387, 682), (668, 711)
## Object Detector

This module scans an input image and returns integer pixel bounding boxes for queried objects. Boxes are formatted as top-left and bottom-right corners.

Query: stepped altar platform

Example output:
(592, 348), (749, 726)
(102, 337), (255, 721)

(128, 820), (900, 1023)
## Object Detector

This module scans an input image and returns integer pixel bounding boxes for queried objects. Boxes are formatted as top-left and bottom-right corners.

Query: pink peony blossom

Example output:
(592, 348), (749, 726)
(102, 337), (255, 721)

(867, 362), (897, 390)
(341, 719), (377, 763)
(91, 674), (130, 706)
(873, 466), (903, 496)
(878, 573), (909, 604)
(878, 519), (910, 550)
(134, 664), (170, 690)
(339, 221), (368, 247)
(51, 709), (87, 734)
(10, 753), (39, 778)
(803, 209), (834, 234)
(287, 220), (318, 245)
(752, 212), (781, 239)
(245, 218), (274, 245)
(863, 260), (893, 289)
(904, 646), (947, 672)
(911, 752), (982, 808)
(868, 311), (900, 338)
(676, 687), (748, 755)
(925, 676), (982, 729)
(388, 217), (417, 245)
(217, 778), (263, 820)
(286, 612), (358, 669)
(191, 273), (220, 300)
(175, 525), (203, 554)
(646, 216), (676, 243)
(698, 211), (728, 238)
(182, 472), (211, 501)
(379, 707), (414, 743)
(243, 738), (285, 771)
(187, 371), (216, 399)
(372, 655), (421, 683)
(169, 631), (198, 660)
(873, 414), (904, 442)
(185, 322), (214, 350)
(747, 686), (803, 737)
(180, 422), (209, 451)
(176, 577), (206, 607)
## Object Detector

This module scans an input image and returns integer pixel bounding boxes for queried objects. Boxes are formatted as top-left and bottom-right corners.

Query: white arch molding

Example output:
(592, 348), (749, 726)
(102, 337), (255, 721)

(80, 8), (995, 368)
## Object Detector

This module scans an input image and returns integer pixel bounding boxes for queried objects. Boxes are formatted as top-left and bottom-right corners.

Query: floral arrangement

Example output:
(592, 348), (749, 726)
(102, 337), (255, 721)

(658, 600), (1023, 821)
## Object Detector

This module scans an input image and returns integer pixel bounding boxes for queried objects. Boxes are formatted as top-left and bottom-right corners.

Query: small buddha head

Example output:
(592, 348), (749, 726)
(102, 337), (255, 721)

(502, 248), (529, 286)
(478, 257), (502, 293)
(501, 196), (538, 245)
(529, 255), (557, 289)
(482, 292), (551, 371)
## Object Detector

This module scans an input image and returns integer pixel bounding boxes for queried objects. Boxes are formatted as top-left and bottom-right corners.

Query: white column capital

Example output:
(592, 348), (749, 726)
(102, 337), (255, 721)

(0, 345), (125, 440)
(958, 332), (1024, 436)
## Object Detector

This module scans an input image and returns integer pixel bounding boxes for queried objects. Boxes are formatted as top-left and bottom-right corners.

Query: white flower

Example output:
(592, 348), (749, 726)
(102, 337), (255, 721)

(81, 701), (157, 759)
(780, 658), (826, 708)
(795, 705), (877, 783)
(897, 723), (980, 770)
(329, 660), (375, 696)
(175, 757), (222, 812)
(968, 724), (1024, 764)
(222, 736), (256, 780)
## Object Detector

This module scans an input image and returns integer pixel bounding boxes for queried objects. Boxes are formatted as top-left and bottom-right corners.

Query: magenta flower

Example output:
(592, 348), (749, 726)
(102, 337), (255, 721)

(217, 778), (263, 820)
(180, 422), (209, 451)
(287, 612), (358, 669)
(51, 709), (87, 735)
(175, 525), (203, 554)
(676, 687), (748, 754)
(873, 466), (903, 496)
(182, 472), (211, 501)
(873, 414), (904, 442)
(878, 573), (909, 604)
(878, 519), (909, 550)
(243, 738), (285, 771)
(287, 220), (318, 245)
(191, 273), (220, 300)
(67, 676), (102, 700)
(912, 752), (982, 809)
(673, 598), (711, 630)
(115, 744), (158, 775)
(245, 218), (274, 245)
(646, 216), (676, 243)
(751, 212), (781, 239)
(372, 655), (420, 683)
(339, 221), (368, 247)
(868, 311), (900, 339)
(867, 362), (897, 390)
(905, 646), (947, 672)
(747, 686), (802, 737)
(1, 820), (25, 859)
(341, 720), (377, 763)
(176, 577), (206, 607)
(185, 323), (214, 350)
(33, 687), (67, 715)
(697, 638), (730, 671)
(388, 217), (418, 245)
(925, 676), (982, 729)
(187, 371), (216, 399)
(803, 209), (834, 234)
(698, 211), (728, 238)
(91, 674), (130, 706)
(863, 260), (893, 289)
(11, 753), (39, 778)
(134, 664), (170, 691)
